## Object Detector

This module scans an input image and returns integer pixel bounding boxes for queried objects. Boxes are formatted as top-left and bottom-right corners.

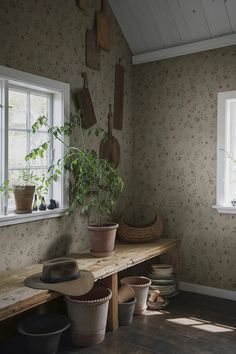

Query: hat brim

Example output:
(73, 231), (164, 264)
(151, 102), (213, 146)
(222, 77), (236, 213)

(24, 270), (94, 296)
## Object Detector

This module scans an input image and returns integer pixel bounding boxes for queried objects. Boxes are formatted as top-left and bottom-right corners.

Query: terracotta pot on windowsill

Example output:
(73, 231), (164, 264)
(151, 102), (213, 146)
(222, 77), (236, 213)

(88, 223), (119, 257)
(13, 185), (35, 214)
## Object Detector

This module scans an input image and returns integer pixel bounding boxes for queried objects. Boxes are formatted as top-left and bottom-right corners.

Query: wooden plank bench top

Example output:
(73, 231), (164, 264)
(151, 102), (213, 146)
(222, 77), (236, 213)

(0, 239), (178, 323)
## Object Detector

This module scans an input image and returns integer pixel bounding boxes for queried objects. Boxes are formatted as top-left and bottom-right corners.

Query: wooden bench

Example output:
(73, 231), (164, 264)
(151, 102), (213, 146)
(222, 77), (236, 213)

(0, 239), (179, 335)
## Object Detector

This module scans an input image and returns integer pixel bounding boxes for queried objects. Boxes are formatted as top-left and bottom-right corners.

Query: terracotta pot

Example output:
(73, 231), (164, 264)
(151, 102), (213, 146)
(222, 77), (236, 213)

(118, 298), (136, 326)
(88, 223), (118, 257)
(18, 314), (70, 354)
(13, 185), (35, 214)
(120, 276), (151, 314)
(118, 284), (135, 304)
(65, 286), (112, 346)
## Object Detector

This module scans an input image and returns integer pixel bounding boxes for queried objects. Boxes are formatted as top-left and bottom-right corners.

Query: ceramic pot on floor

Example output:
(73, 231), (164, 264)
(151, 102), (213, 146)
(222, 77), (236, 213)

(18, 313), (70, 354)
(88, 223), (118, 257)
(65, 286), (112, 346)
(118, 284), (135, 304)
(120, 276), (151, 314)
(118, 297), (136, 326)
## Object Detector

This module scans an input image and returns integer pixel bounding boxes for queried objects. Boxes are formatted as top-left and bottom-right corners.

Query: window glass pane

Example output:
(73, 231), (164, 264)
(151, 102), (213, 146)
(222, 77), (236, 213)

(9, 89), (27, 129)
(31, 168), (50, 205)
(30, 132), (49, 168)
(30, 94), (49, 129)
(8, 169), (21, 210)
(229, 101), (236, 202)
(8, 131), (27, 168)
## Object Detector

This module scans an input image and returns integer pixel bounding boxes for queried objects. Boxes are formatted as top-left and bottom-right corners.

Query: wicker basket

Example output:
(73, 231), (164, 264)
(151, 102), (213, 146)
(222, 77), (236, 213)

(118, 205), (163, 243)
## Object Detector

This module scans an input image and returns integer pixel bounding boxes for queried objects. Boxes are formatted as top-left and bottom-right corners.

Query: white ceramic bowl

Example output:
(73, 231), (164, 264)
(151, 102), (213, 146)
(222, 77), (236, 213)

(151, 264), (173, 277)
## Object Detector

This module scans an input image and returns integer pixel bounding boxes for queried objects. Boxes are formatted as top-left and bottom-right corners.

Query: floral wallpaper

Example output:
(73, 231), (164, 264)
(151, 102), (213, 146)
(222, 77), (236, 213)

(0, 0), (134, 271)
(0, 0), (236, 293)
(133, 47), (236, 291)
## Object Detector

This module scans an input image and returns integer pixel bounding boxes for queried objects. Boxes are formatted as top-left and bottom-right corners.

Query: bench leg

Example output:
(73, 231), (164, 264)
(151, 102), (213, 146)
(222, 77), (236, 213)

(98, 273), (118, 331)
(160, 244), (180, 289)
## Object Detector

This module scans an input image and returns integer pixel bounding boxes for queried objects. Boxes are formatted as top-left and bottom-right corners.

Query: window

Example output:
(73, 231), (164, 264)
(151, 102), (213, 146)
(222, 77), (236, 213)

(215, 90), (236, 213)
(0, 65), (69, 225)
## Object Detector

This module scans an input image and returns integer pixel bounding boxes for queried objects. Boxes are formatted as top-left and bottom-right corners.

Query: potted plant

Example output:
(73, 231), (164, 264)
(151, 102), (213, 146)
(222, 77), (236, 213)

(25, 111), (124, 256)
(0, 171), (37, 215)
(13, 170), (37, 214)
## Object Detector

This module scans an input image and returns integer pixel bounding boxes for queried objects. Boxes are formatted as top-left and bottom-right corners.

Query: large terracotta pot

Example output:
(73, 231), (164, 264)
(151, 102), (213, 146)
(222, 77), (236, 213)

(13, 185), (35, 214)
(88, 223), (118, 257)
(65, 286), (112, 346)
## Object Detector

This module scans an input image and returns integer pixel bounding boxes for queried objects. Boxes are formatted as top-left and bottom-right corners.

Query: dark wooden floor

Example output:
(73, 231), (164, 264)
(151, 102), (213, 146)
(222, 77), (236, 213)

(1, 292), (236, 354)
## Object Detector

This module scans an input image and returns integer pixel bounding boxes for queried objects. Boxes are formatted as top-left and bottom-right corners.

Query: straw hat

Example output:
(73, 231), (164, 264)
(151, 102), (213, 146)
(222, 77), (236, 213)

(24, 258), (94, 296)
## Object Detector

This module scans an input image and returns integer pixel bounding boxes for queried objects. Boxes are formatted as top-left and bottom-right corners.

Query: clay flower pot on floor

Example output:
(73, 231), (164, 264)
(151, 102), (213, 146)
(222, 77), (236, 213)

(88, 223), (118, 257)
(118, 297), (136, 326)
(65, 286), (112, 346)
(118, 284), (135, 304)
(120, 276), (151, 314)
(18, 313), (70, 354)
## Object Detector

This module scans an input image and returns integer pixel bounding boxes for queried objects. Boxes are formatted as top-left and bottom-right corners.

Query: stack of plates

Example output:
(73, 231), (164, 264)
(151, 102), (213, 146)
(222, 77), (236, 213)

(148, 264), (178, 297)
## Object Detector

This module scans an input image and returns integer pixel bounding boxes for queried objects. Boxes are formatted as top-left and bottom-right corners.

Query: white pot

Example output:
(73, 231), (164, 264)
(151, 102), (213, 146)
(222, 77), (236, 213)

(120, 276), (151, 314)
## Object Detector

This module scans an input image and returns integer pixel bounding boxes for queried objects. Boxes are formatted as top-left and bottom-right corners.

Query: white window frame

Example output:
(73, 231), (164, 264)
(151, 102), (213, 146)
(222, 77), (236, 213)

(8, 85), (54, 211)
(213, 90), (236, 214)
(0, 65), (69, 226)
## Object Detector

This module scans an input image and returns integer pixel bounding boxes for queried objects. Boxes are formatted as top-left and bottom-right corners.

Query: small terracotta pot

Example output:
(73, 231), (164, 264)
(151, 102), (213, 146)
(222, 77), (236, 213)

(118, 284), (135, 304)
(13, 185), (35, 214)
(88, 223), (118, 257)
(120, 276), (151, 314)
(65, 286), (112, 346)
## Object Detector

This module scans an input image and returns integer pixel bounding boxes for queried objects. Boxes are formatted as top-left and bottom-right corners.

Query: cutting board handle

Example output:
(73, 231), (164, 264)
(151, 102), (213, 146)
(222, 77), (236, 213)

(108, 104), (113, 136)
(81, 72), (89, 89)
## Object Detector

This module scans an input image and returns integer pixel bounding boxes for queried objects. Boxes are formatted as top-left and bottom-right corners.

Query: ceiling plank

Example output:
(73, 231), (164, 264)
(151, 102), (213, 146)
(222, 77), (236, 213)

(122, 0), (151, 53)
(127, 0), (164, 52)
(108, 0), (138, 53)
(167, 0), (191, 43)
(132, 33), (236, 64)
(178, 0), (211, 41)
(147, 0), (182, 48)
(225, 0), (236, 32)
(201, 0), (232, 36)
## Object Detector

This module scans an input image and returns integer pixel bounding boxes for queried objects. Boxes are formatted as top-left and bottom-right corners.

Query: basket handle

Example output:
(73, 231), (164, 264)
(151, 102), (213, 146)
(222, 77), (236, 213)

(119, 204), (158, 221)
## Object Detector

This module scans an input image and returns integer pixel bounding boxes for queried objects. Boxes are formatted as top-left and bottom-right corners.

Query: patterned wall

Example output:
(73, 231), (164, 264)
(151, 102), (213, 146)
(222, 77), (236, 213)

(1, 0), (236, 292)
(0, 0), (133, 271)
(133, 47), (236, 291)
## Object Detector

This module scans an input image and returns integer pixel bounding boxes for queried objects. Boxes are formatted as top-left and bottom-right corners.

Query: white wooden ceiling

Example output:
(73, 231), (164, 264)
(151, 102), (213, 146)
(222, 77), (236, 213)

(108, 0), (236, 64)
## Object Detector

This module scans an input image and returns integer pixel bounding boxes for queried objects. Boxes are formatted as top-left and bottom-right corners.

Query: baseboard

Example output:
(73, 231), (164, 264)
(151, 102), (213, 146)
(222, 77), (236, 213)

(179, 281), (236, 301)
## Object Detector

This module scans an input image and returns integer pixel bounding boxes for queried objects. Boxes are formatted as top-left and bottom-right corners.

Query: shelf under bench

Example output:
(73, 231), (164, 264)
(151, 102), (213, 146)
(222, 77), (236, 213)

(0, 239), (180, 332)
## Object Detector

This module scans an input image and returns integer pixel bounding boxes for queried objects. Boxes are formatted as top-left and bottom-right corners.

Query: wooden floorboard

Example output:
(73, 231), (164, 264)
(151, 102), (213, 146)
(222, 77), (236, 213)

(1, 292), (236, 354)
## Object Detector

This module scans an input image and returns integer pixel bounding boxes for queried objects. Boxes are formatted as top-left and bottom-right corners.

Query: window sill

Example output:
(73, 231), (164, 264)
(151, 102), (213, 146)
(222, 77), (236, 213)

(0, 208), (69, 227)
(212, 205), (236, 214)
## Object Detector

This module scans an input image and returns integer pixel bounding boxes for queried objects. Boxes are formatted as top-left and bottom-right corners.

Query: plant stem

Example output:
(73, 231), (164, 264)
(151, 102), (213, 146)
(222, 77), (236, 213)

(79, 122), (86, 150)
(45, 122), (70, 149)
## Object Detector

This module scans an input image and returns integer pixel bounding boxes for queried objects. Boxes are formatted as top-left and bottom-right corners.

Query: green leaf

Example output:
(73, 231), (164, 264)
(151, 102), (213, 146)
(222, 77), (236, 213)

(42, 143), (48, 150)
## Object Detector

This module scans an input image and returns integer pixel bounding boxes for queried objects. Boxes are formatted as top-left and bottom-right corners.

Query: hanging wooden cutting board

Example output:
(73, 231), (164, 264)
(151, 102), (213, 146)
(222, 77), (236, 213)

(86, 29), (100, 71)
(99, 105), (120, 168)
(76, 72), (97, 129)
(96, 0), (110, 51)
(114, 61), (124, 130)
